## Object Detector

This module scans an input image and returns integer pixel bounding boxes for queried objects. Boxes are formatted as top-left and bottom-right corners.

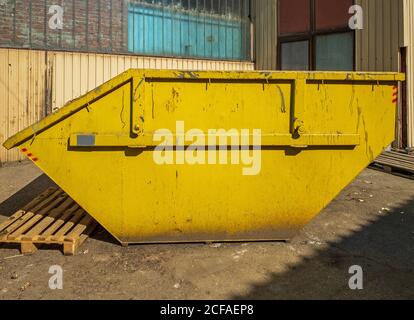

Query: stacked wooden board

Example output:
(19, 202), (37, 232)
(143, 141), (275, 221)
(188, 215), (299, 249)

(373, 150), (414, 179)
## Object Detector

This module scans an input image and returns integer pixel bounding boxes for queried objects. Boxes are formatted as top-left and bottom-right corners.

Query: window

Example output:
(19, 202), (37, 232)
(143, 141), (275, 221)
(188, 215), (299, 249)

(279, 0), (310, 34)
(281, 41), (309, 70)
(278, 0), (354, 71)
(128, 0), (251, 60)
(315, 32), (354, 71)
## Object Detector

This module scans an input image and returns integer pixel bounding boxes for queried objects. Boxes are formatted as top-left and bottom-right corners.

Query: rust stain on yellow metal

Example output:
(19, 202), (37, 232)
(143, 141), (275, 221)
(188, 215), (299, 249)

(3, 70), (405, 244)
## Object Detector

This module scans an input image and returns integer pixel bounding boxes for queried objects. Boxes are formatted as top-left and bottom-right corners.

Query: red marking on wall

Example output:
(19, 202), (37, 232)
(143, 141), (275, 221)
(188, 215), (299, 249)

(27, 153), (33, 157)
(21, 148), (28, 153)
(31, 157), (39, 162)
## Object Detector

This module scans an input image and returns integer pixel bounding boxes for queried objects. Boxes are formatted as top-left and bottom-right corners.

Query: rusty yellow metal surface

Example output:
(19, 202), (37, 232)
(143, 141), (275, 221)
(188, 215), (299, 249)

(3, 70), (405, 244)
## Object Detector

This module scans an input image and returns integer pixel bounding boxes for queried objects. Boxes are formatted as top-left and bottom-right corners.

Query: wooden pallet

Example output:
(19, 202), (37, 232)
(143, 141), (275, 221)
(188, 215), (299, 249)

(372, 150), (414, 180)
(0, 187), (97, 255)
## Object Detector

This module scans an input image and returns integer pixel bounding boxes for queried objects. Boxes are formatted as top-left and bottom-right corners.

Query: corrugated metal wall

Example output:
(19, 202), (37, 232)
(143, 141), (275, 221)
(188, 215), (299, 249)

(355, 0), (404, 72)
(403, 0), (414, 149)
(0, 49), (48, 163)
(251, 0), (278, 70)
(0, 48), (254, 164)
(252, 0), (404, 72)
(49, 51), (254, 111)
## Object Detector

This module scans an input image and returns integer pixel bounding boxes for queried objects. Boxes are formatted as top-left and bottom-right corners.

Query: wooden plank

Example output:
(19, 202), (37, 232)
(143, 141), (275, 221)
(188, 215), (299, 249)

(21, 242), (38, 254)
(20, 197), (76, 240)
(7, 50), (19, 162)
(375, 159), (414, 171)
(0, 187), (57, 233)
(8, 192), (68, 240)
(0, 49), (7, 164)
(381, 151), (412, 159)
(0, 211), (39, 240)
(376, 153), (414, 165)
(49, 208), (86, 241)
(17, 51), (29, 153)
(37, 204), (80, 240)
(376, 163), (414, 172)
(29, 188), (64, 213)
(63, 240), (77, 256)
(21, 187), (57, 212)
(1, 189), (64, 237)
(77, 221), (97, 246)
(378, 155), (414, 166)
(64, 215), (93, 242)
(382, 151), (414, 159)
(64, 53), (73, 106)
(372, 164), (414, 179)
(0, 211), (27, 234)
(72, 53), (81, 100)
(383, 151), (414, 161)
(63, 221), (97, 256)
(376, 157), (414, 168)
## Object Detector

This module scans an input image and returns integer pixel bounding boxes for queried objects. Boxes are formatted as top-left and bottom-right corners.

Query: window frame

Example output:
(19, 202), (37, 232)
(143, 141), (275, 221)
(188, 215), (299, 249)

(277, 0), (356, 71)
(127, 0), (252, 61)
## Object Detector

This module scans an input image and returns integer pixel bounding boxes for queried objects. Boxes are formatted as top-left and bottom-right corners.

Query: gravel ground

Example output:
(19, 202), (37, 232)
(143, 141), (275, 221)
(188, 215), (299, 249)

(0, 161), (413, 300)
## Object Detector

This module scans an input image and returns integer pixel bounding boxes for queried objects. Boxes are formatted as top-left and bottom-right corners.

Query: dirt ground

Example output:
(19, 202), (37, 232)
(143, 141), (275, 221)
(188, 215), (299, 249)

(0, 161), (413, 300)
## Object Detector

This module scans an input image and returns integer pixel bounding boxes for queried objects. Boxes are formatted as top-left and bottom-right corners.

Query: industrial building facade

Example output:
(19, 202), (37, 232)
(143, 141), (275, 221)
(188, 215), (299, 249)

(0, 0), (413, 163)
(0, 0), (255, 163)
(252, 0), (412, 152)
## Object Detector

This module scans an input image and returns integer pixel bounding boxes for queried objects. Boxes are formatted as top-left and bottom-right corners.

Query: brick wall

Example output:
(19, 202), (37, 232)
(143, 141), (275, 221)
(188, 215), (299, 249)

(0, 0), (16, 46)
(0, 0), (251, 60)
(0, 0), (127, 53)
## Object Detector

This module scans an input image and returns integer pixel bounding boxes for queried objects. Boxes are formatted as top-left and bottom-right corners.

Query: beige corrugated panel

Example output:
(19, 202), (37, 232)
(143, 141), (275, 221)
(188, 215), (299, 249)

(50, 51), (254, 111)
(404, 0), (414, 148)
(355, 0), (404, 72)
(251, 0), (278, 70)
(0, 49), (47, 164)
(0, 49), (254, 164)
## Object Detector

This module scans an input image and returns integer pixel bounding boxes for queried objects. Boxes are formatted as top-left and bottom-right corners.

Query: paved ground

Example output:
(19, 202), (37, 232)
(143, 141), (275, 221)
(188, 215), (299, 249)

(0, 161), (413, 300)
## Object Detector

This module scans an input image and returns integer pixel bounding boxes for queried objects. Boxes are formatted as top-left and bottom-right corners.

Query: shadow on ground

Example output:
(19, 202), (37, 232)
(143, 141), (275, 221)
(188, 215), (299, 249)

(1, 171), (413, 299)
(0, 174), (119, 246)
(234, 198), (414, 300)
(0, 174), (55, 218)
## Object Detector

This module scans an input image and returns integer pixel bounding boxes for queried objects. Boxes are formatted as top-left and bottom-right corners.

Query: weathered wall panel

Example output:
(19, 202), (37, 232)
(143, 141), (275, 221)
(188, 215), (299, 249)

(252, 0), (278, 70)
(355, 0), (407, 149)
(355, 0), (404, 72)
(404, 0), (414, 148)
(0, 49), (47, 164)
(49, 51), (255, 111)
(0, 48), (254, 164)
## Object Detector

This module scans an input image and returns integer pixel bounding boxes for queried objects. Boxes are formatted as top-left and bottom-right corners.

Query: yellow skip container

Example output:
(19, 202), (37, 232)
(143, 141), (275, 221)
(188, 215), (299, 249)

(3, 70), (405, 244)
